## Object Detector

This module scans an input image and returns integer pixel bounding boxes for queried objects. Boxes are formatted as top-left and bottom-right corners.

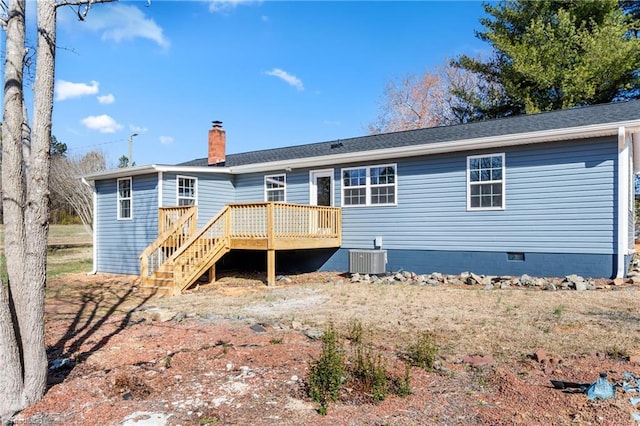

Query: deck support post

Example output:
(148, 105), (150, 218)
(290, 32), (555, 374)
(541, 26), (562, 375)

(266, 203), (276, 286)
(208, 263), (216, 284)
(267, 249), (276, 286)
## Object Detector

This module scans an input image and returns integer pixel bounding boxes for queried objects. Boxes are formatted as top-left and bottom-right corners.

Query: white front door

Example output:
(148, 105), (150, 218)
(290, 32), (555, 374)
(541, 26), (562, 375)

(310, 169), (334, 206)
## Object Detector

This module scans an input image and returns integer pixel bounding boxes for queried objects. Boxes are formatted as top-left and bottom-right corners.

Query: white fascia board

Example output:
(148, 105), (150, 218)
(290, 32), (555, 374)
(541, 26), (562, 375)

(84, 165), (160, 181)
(229, 120), (640, 174)
(84, 164), (232, 181)
(153, 165), (231, 174)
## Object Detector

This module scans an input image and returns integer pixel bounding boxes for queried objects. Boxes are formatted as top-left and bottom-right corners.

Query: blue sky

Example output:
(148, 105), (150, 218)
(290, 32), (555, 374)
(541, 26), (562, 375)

(12, 1), (488, 167)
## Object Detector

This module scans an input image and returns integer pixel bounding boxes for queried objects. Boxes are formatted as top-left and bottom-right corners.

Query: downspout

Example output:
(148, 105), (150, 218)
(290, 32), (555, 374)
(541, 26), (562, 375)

(616, 126), (630, 278)
(82, 177), (98, 275)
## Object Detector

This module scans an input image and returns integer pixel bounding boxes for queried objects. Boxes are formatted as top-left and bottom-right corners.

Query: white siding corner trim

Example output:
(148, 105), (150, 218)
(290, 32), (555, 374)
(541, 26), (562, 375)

(617, 126), (631, 278)
(158, 171), (163, 207)
(81, 177), (98, 275)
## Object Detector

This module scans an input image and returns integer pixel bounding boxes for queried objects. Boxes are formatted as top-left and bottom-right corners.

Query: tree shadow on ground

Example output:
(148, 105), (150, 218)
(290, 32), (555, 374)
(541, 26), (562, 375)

(46, 277), (155, 387)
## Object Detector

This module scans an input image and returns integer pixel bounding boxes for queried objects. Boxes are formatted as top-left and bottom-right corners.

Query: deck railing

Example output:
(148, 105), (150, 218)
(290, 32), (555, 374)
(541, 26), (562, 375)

(228, 202), (341, 239)
(159, 206), (195, 234)
(141, 202), (341, 292)
(140, 206), (197, 278)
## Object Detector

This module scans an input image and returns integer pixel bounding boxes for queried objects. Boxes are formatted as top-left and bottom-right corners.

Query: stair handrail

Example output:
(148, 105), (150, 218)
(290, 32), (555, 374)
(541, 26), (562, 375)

(169, 206), (231, 290)
(139, 205), (197, 278)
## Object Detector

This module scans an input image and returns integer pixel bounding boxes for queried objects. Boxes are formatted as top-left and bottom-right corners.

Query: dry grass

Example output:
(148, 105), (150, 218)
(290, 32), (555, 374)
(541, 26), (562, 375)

(0, 224), (92, 247)
(153, 279), (640, 363)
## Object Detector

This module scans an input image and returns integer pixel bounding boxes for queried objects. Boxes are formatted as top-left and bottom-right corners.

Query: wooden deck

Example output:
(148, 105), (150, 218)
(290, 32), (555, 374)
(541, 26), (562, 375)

(139, 203), (341, 295)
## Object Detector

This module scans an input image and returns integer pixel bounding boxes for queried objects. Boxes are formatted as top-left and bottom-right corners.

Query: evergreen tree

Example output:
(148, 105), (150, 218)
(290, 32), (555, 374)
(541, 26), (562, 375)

(454, 0), (640, 118)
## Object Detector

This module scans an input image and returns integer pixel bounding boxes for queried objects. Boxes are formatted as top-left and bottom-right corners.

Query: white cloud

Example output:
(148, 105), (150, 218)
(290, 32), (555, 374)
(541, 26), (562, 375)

(159, 136), (174, 145)
(56, 80), (99, 101)
(130, 125), (148, 133)
(81, 115), (123, 133)
(209, 0), (260, 13)
(82, 4), (169, 48)
(97, 94), (115, 104)
(261, 15), (269, 22)
(264, 68), (304, 91)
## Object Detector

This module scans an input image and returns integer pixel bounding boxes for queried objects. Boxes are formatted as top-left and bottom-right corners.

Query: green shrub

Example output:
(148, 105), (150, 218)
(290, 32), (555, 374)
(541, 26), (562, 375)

(308, 323), (345, 415)
(347, 318), (364, 344)
(405, 331), (438, 371)
(393, 361), (412, 397)
(352, 344), (388, 402)
(553, 305), (564, 318)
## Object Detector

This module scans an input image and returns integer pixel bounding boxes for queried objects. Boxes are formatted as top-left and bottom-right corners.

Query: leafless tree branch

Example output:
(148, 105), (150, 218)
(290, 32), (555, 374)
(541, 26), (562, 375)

(54, 0), (115, 8)
(0, 0), (9, 29)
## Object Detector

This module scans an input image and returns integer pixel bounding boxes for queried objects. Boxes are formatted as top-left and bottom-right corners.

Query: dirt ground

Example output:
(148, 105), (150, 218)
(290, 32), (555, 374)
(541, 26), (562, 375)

(11, 271), (640, 426)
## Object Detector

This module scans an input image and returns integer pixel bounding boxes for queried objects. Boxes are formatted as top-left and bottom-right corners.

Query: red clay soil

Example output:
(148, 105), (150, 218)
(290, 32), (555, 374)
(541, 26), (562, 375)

(10, 273), (640, 426)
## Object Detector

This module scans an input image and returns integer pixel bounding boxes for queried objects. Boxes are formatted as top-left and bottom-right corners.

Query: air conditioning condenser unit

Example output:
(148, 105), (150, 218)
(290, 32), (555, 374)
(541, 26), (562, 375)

(349, 249), (387, 274)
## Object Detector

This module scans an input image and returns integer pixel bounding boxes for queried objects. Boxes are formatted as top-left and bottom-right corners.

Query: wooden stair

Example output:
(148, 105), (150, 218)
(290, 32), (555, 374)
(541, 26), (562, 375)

(140, 206), (232, 296)
(139, 202), (342, 296)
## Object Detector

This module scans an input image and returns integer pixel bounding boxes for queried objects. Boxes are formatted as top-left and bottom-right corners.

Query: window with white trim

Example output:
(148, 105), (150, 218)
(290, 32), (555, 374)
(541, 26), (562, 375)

(265, 174), (286, 202)
(177, 176), (197, 206)
(467, 153), (505, 210)
(117, 177), (132, 220)
(342, 164), (396, 206)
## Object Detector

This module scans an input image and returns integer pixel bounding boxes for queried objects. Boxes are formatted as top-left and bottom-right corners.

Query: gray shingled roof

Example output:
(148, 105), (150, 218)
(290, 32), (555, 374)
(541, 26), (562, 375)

(179, 100), (640, 168)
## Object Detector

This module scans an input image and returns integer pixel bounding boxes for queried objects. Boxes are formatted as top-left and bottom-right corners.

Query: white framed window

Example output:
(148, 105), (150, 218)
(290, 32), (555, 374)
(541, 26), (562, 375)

(177, 175), (197, 206)
(341, 164), (397, 207)
(117, 177), (132, 220)
(265, 174), (286, 202)
(467, 153), (505, 210)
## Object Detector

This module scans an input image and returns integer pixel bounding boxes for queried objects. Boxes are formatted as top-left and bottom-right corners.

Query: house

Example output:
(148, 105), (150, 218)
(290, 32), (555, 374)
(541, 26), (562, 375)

(85, 100), (640, 295)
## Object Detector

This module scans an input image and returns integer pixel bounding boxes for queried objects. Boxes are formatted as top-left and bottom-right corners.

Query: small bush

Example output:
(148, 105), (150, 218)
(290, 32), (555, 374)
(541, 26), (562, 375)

(553, 305), (564, 318)
(347, 318), (364, 344)
(393, 361), (412, 397)
(607, 344), (629, 361)
(405, 331), (438, 371)
(352, 344), (388, 402)
(308, 322), (345, 415)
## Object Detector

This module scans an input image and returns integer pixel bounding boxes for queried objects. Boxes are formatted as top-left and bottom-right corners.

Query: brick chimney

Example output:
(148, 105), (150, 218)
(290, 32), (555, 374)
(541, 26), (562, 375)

(208, 120), (226, 165)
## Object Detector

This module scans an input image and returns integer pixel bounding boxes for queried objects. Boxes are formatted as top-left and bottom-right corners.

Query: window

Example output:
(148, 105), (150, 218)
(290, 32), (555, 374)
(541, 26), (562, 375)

(265, 174), (286, 202)
(117, 177), (132, 220)
(467, 153), (505, 210)
(342, 164), (396, 206)
(177, 176), (197, 206)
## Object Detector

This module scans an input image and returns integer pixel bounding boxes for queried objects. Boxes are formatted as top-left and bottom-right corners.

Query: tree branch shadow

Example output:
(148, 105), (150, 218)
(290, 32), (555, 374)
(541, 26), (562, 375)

(46, 278), (156, 387)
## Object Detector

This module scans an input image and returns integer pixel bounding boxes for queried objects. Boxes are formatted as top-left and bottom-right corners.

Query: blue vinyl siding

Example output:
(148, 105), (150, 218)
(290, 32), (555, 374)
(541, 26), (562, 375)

(339, 137), (616, 255)
(95, 174), (159, 274)
(162, 172), (234, 228)
(234, 173), (264, 202)
(234, 171), (310, 204)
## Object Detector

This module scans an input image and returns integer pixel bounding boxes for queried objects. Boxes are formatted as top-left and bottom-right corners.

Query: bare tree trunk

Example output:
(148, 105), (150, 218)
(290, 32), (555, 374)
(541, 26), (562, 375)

(0, 0), (29, 420)
(18, 0), (57, 403)
(0, 0), (124, 419)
